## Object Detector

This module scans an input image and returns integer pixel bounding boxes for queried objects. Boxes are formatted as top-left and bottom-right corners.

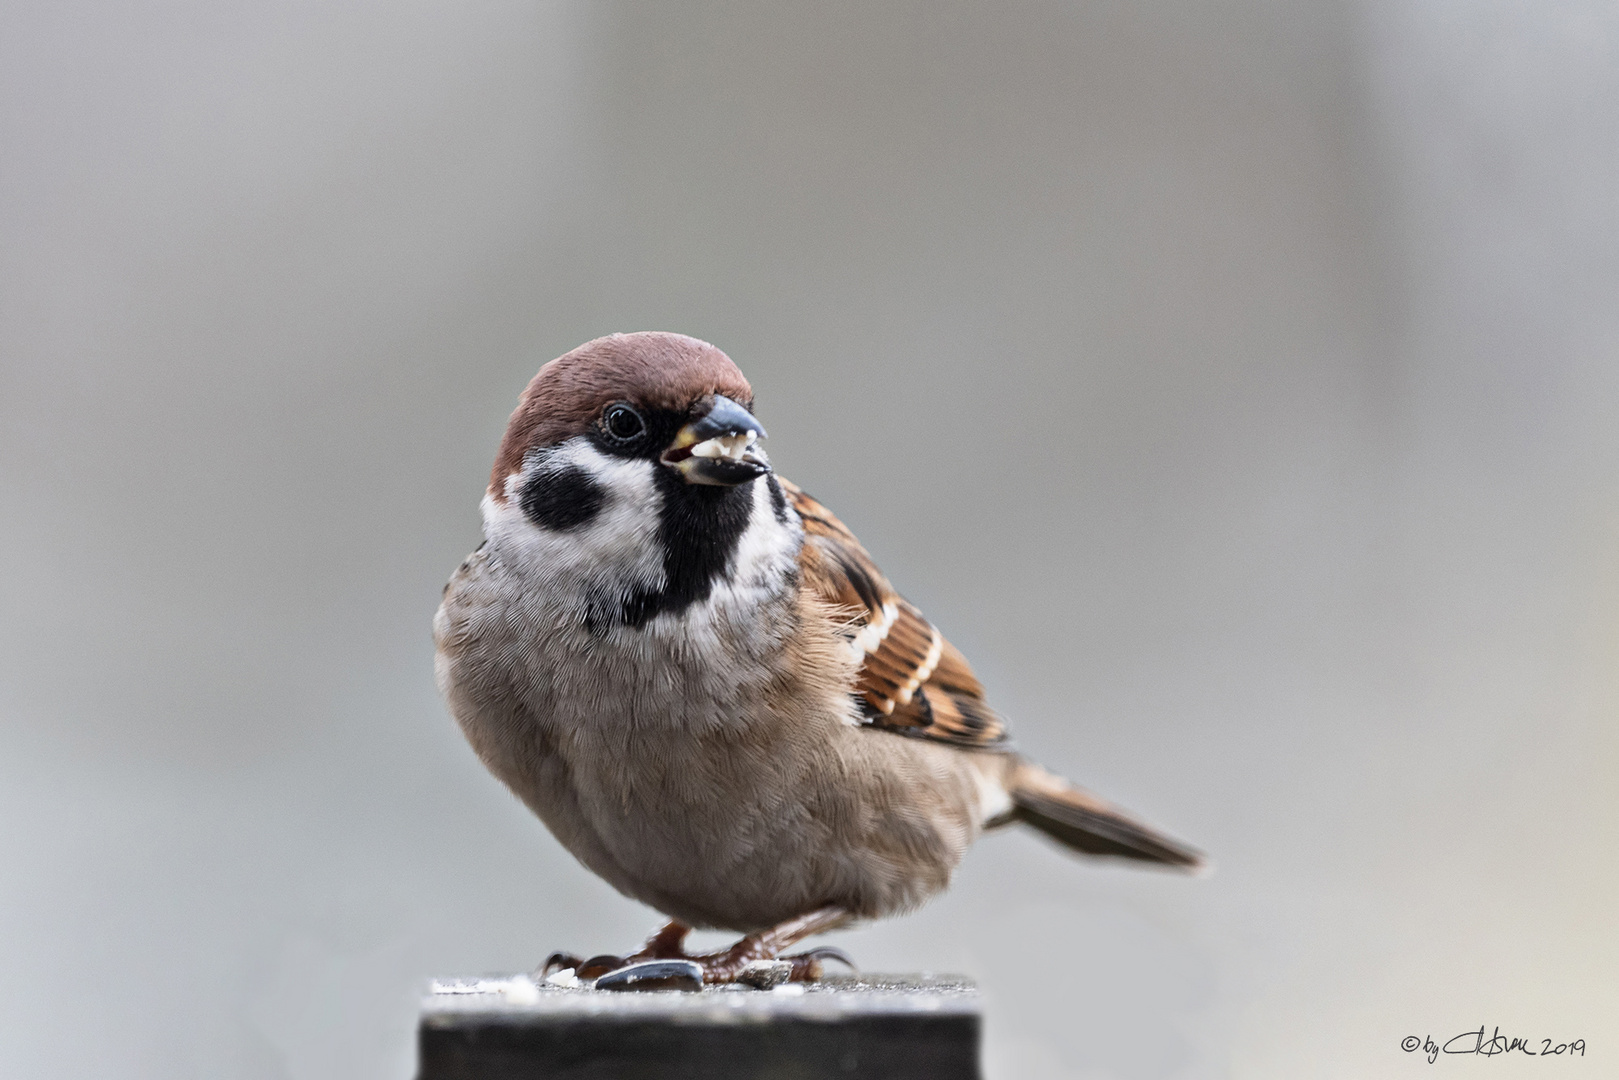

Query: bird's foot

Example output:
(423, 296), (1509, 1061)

(537, 905), (856, 986)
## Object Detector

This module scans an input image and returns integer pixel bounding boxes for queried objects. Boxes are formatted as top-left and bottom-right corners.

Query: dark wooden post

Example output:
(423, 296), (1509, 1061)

(418, 973), (981, 1079)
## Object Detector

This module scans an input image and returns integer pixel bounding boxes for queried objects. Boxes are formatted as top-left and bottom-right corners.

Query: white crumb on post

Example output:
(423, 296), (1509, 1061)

(499, 975), (543, 1005)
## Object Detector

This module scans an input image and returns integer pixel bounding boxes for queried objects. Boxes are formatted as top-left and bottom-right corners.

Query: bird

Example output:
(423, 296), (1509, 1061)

(433, 331), (1203, 984)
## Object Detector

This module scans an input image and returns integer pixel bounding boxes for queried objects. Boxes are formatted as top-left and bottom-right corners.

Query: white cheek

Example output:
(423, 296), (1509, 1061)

(484, 439), (665, 592)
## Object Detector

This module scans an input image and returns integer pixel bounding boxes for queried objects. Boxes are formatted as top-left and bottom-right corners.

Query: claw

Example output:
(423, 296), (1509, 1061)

(539, 951), (585, 977)
(577, 954), (629, 979)
(781, 945), (858, 982)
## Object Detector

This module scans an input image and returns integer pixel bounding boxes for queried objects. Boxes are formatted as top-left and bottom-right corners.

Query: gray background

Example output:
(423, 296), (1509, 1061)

(3, 2), (1617, 1077)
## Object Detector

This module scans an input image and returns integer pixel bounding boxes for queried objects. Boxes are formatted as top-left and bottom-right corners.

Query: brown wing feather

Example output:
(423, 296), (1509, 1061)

(779, 478), (1009, 749)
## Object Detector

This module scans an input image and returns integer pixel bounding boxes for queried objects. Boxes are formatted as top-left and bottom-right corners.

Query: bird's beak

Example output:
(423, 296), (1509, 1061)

(661, 395), (771, 486)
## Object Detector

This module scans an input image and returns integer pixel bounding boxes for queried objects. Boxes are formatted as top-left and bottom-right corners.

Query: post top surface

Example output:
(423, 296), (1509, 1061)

(421, 973), (980, 1025)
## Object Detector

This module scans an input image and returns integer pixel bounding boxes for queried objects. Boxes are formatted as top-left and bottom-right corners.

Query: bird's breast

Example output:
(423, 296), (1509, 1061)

(456, 470), (817, 738)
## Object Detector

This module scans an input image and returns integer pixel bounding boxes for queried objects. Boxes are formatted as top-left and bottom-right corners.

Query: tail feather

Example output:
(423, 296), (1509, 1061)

(1009, 762), (1206, 871)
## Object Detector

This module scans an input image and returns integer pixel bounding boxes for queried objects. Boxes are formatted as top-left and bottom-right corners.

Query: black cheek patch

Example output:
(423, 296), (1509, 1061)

(520, 463), (606, 531)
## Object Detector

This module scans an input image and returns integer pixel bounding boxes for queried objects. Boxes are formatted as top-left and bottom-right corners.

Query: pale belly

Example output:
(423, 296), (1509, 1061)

(434, 551), (988, 930)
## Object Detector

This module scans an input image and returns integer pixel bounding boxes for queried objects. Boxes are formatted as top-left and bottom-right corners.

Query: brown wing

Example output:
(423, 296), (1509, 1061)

(779, 477), (1009, 749)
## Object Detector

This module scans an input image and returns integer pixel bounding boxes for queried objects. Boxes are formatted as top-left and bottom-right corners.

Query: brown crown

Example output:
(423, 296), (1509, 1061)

(488, 332), (754, 498)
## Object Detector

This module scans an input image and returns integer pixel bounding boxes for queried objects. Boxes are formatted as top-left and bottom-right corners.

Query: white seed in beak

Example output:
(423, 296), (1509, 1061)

(688, 430), (758, 462)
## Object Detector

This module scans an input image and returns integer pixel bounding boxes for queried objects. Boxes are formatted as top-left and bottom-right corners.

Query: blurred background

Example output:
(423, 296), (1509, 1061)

(3, 2), (1617, 1077)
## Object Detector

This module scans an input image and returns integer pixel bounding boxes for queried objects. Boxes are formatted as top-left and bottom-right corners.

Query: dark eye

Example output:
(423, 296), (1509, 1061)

(602, 403), (646, 443)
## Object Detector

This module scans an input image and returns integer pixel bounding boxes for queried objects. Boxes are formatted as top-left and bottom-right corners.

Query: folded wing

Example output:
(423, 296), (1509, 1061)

(780, 478), (1008, 749)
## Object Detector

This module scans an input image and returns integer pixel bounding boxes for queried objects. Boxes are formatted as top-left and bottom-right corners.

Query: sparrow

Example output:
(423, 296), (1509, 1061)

(434, 332), (1203, 984)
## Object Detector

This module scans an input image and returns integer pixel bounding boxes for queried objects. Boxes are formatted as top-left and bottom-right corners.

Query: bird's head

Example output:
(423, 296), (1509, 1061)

(486, 330), (777, 555)
(491, 332), (768, 501)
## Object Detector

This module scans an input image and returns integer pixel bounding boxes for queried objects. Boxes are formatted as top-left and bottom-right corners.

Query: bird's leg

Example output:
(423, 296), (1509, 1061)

(684, 904), (855, 983)
(640, 919), (695, 959)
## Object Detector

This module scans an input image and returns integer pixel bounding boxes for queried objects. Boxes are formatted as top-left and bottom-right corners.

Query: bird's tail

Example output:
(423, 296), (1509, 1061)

(1006, 759), (1207, 871)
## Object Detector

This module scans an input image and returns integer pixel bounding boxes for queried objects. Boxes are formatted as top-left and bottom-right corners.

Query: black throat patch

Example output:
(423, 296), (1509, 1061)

(617, 468), (757, 629)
